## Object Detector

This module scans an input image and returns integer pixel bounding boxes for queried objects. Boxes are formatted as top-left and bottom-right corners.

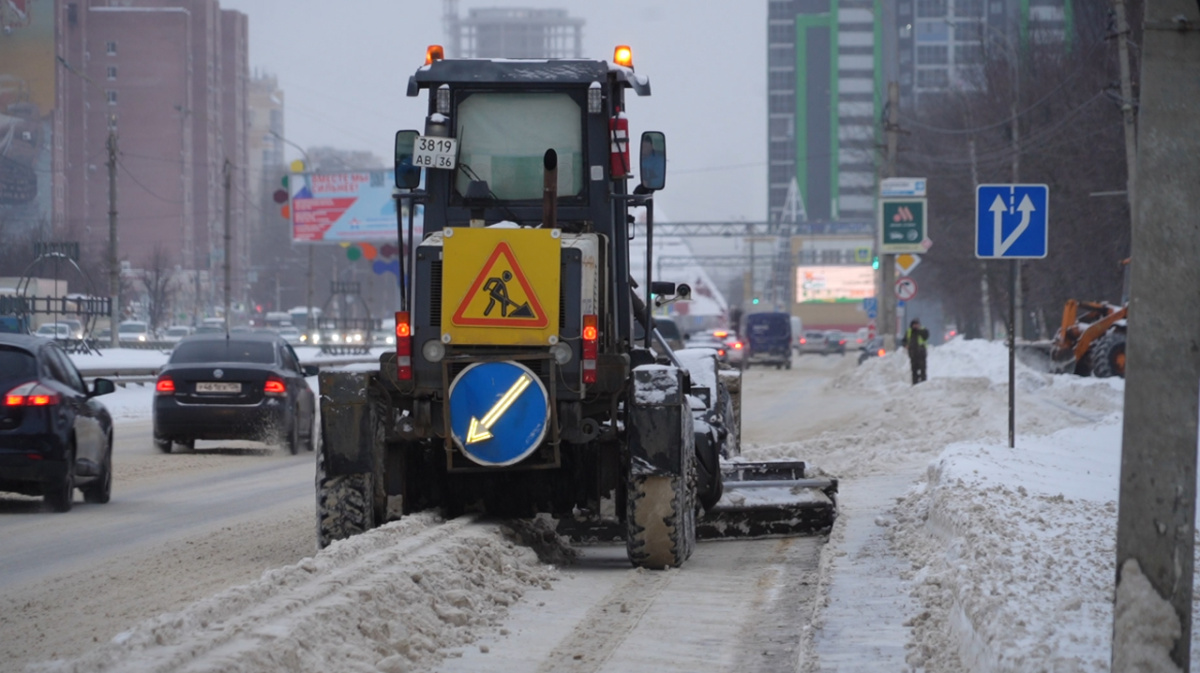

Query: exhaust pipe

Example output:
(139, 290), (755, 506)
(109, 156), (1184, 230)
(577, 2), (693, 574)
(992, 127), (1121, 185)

(543, 148), (558, 229)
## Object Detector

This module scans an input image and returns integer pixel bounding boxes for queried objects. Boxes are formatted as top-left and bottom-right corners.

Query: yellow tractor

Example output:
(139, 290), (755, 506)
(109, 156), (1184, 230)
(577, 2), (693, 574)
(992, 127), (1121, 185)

(1049, 299), (1127, 378)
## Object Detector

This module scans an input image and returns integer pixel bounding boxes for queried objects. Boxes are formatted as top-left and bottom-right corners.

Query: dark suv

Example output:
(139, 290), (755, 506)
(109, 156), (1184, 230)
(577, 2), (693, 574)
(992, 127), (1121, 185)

(0, 334), (116, 511)
(744, 312), (794, 370)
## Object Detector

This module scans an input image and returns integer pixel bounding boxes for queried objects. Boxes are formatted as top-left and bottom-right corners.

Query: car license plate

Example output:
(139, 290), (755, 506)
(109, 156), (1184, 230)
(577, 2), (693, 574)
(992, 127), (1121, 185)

(196, 382), (241, 394)
(413, 136), (457, 169)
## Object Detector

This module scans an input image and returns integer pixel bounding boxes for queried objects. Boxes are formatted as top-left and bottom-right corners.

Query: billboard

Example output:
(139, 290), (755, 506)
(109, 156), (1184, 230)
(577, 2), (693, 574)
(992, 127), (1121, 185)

(288, 169), (423, 242)
(796, 266), (874, 303)
(0, 0), (55, 233)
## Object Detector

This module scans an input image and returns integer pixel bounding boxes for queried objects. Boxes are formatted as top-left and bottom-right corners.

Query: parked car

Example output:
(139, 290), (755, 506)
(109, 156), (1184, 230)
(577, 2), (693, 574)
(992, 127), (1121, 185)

(117, 320), (152, 343)
(824, 330), (848, 355)
(162, 325), (193, 343)
(371, 329), (395, 346)
(153, 333), (318, 454)
(0, 334), (116, 511)
(682, 334), (730, 363)
(277, 326), (303, 346)
(858, 337), (886, 365)
(744, 312), (793, 369)
(796, 330), (829, 355)
(34, 322), (72, 340)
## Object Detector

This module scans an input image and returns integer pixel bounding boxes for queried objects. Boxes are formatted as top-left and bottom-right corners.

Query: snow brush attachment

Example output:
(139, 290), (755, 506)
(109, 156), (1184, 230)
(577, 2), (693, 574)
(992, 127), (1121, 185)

(697, 460), (838, 540)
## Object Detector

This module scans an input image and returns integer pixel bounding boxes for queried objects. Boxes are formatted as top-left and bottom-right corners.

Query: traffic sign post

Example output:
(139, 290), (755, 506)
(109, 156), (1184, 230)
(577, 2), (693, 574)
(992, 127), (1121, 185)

(974, 183), (1049, 451)
(895, 253), (921, 276)
(895, 277), (917, 301)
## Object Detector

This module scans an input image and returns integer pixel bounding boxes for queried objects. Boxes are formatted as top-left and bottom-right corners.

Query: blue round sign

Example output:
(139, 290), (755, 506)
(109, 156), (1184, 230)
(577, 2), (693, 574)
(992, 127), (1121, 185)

(448, 361), (550, 466)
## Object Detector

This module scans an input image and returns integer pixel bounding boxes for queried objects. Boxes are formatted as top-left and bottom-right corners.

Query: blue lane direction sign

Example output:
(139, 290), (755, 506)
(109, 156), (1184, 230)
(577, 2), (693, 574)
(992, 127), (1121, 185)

(863, 297), (878, 319)
(975, 184), (1049, 259)
(448, 361), (550, 466)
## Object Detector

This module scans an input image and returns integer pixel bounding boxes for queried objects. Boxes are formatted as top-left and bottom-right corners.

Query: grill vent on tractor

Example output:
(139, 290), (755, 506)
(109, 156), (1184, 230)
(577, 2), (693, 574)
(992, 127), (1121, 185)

(559, 282), (566, 331)
(429, 260), (443, 329)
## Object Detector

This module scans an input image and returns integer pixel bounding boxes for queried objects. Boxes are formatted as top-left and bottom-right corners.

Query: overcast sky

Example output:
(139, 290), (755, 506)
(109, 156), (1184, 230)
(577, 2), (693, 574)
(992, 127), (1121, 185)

(219, 0), (767, 223)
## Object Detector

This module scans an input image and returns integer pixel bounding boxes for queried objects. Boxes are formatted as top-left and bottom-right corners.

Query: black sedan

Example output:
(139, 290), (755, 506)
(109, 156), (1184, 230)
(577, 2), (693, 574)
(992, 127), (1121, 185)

(0, 334), (116, 511)
(153, 333), (318, 454)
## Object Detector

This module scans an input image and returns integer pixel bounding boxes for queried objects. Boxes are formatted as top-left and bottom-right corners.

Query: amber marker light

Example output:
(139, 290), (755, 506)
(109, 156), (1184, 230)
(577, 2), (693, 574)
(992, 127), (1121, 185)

(425, 44), (445, 65)
(613, 45), (633, 68)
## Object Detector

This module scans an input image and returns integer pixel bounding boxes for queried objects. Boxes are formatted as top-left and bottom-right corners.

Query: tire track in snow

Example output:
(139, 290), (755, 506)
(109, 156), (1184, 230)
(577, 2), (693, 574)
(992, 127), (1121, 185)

(531, 569), (675, 673)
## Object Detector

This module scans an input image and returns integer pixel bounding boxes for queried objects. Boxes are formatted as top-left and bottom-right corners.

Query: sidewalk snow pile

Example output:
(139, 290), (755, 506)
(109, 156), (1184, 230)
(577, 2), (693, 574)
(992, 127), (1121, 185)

(748, 338), (1196, 672)
(31, 513), (560, 673)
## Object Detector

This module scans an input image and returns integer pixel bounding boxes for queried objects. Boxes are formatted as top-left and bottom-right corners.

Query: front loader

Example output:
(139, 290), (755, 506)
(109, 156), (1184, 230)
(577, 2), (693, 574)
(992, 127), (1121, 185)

(316, 44), (835, 570)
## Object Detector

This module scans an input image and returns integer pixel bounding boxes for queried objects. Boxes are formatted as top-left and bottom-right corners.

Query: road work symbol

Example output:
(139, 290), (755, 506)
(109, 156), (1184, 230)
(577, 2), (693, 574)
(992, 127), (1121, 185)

(975, 184), (1049, 259)
(452, 242), (549, 328)
(482, 271), (535, 319)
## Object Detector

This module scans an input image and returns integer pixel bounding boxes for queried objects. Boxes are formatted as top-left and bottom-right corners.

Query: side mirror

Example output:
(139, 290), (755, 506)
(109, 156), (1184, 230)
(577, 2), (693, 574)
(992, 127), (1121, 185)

(639, 131), (666, 192)
(303, 364), (319, 377)
(394, 130), (422, 190)
(90, 377), (115, 397)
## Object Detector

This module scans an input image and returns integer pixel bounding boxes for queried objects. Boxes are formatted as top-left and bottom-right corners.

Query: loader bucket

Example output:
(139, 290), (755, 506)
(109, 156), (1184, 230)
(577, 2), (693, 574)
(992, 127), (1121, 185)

(698, 460), (838, 540)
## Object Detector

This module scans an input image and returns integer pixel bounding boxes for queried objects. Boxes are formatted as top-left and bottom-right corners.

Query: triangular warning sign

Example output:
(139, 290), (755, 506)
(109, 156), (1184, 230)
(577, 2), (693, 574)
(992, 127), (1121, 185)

(452, 242), (549, 328)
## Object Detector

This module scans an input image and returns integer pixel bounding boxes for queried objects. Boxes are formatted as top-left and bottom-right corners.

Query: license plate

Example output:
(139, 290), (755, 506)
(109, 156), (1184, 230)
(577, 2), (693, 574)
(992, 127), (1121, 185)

(412, 136), (457, 169)
(195, 382), (241, 394)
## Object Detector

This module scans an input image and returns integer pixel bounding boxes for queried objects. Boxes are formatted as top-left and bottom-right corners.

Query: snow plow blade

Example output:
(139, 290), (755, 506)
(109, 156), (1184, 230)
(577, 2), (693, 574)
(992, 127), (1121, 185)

(698, 460), (838, 540)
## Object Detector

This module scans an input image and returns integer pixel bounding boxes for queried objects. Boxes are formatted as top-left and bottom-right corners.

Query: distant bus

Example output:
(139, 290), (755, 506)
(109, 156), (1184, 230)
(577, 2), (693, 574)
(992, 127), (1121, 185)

(264, 311), (292, 329)
(288, 307), (321, 331)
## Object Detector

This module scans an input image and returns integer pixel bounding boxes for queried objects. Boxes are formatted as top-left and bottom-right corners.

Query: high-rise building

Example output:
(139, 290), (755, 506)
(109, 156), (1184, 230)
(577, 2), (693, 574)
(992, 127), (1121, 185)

(767, 0), (882, 227)
(59, 0), (248, 311)
(767, 0), (1074, 222)
(445, 4), (583, 59)
(895, 0), (1074, 111)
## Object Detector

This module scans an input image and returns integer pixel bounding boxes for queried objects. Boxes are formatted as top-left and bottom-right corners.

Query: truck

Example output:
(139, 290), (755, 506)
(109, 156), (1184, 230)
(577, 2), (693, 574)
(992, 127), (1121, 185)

(316, 44), (836, 569)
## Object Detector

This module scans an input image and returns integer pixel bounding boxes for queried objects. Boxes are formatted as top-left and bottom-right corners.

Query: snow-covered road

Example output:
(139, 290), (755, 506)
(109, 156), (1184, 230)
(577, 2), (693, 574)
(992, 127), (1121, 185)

(4, 339), (1197, 671)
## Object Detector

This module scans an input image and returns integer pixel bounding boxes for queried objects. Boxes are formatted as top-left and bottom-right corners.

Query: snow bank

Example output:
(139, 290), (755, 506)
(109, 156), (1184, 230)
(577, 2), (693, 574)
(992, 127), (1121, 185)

(31, 513), (560, 673)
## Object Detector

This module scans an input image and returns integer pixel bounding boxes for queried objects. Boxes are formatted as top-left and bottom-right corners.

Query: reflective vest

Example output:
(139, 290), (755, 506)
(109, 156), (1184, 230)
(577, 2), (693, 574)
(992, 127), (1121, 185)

(906, 327), (927, 351)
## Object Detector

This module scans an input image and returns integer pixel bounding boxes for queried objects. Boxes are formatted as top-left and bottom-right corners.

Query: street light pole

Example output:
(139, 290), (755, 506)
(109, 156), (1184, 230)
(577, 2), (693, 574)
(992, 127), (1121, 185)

(271, 131), (315, 336)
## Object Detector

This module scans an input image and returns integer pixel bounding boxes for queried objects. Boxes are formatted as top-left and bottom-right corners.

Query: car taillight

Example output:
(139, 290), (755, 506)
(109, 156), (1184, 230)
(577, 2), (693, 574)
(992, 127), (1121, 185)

(839, 340), (846, 345)
(877, 348), (886, 357)
(733, 341), (743, 350)
(395, 311), (412, 381)
(264, 377), (286, 396)
(4, 381), (61, 406)
(155, 376), (175, 395)
(582, 314), (598, 384)
(718, 348), (726, 357)
(800, 338), (806, 344)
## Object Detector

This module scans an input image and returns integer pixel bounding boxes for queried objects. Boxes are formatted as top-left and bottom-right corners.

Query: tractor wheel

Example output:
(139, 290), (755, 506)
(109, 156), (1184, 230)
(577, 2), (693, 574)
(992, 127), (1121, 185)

(1091, 332), (1127, 379)
(316, 438), (375, 549)
(625, 471), (696, 569)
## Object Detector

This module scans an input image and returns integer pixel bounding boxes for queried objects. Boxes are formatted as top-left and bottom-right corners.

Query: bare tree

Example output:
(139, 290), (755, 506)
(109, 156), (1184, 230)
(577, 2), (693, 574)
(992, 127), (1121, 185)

(141, 244), (177, 331)
(897, 3), (1138, 338)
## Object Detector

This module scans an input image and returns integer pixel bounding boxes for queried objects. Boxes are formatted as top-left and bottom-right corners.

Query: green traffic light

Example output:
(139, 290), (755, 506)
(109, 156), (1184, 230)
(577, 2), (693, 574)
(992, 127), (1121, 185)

(872, 256), (880, 270)
(281, 175), (289, 188)
(752, 298), (760, 305)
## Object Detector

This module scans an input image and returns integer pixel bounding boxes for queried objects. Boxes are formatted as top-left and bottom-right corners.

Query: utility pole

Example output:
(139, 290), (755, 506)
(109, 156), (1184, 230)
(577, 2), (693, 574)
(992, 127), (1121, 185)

(1112, 1), (1200, 669)
(880, 81), (899, 351)
(970, 139), (992, 340)
(107, 129), (119, 348)
(223, 159), (232, 335)
(1112, 0), (1138, 228)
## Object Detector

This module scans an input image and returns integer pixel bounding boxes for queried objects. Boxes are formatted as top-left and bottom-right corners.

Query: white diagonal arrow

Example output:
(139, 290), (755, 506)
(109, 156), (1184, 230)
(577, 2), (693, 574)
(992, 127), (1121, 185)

(466, 374), (533, 444)
(998, 195), (1036, 256)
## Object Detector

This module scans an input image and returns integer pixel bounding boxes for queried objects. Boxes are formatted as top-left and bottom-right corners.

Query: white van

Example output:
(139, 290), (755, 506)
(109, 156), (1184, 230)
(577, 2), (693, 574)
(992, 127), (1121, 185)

(790, 316), (803, 351)
(118, 320), (152, 343)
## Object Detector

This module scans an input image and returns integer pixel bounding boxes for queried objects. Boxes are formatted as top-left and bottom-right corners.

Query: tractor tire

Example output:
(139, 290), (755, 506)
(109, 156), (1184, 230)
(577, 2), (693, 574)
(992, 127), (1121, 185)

(315, 448), (375, 549)
(694, 431), (723, 513)
(626, 472), (696, 569)
(1090, 332), (1127, 379)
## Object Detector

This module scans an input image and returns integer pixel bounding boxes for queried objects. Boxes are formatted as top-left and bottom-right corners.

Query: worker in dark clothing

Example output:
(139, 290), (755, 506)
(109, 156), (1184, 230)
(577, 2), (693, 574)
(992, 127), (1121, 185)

(903, 318), (930, 384)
